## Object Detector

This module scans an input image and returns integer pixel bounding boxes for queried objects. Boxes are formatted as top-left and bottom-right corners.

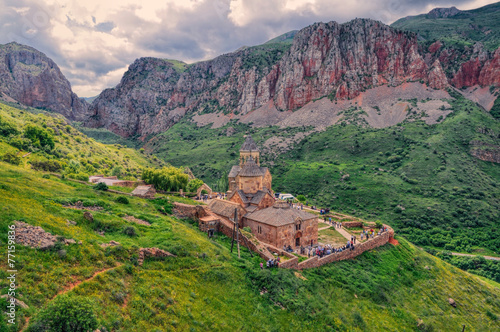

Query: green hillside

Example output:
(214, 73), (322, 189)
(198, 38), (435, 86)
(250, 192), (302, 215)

(391, 2), (500, 50)
(0, 102), (165, 181)
(145, 91), (500, 265)
(0, 161), (499, 331)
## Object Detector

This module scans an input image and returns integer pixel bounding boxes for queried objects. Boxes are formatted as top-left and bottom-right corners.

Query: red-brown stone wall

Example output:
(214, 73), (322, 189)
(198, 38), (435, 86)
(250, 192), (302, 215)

(257, 193), (275, 209)
(244, 218), (278, 245)
(263, 171), (272, 191)
(239, 176), (263, 194)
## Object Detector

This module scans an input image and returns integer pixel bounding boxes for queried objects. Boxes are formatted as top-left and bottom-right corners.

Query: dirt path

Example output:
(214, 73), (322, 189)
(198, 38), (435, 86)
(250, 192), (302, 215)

(51, 263), (123, 300)
(451, 252), (500, 261)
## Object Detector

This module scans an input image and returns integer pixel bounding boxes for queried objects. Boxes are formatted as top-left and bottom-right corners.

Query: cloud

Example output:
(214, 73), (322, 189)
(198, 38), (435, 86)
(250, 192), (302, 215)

(0, 0), (496, 97)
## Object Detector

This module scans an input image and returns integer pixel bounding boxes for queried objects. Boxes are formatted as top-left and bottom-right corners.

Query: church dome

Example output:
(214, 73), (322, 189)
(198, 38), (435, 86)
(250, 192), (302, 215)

(240, 135), (259, 152)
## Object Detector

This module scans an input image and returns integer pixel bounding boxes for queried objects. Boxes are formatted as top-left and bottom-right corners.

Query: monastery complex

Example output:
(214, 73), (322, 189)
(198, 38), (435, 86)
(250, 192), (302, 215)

(208, 135), (319, 249)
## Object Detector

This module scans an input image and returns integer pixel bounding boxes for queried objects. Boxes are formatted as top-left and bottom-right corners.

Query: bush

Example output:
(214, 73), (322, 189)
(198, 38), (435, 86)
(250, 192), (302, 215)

(28, 294), (98, 332)
(123, 226), (138, 237)
(42, 174), (50, 179)
(31, 159), (63, 172)
(0, 115), (18, 136)
(187, 178), (204, 192)
(9, 137), (32, 150)
(66, 172), (89, 182)
(1, 152), (22, 165)
(116, 196), (129, 204)
(24, 124), (55, 150)
(94, 182), (108, 191)
(297, 195), (306, 202)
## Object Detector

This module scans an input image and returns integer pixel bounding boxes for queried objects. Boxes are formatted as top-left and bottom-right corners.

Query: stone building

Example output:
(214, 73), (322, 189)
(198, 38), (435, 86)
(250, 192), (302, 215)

(208, 135), (318, 249)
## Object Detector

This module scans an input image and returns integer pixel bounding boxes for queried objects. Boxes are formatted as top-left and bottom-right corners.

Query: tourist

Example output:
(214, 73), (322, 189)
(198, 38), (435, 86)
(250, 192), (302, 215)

(266, 260), (270, 268)
(353, 236), (356, 244)
(260, 262), (263, 270)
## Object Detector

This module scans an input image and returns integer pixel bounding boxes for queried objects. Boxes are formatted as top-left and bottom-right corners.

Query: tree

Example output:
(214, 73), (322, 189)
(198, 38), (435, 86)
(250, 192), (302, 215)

(94, 182), (108, 191)
(111, 165), (122, 177)
(28, 294), (98, 332)
(297, 195), (306, 202)
(0, 115), (18, 136)
(142, 166), (189, 191)
(24, 124), (54, 150)
(187, 178), (203, 192)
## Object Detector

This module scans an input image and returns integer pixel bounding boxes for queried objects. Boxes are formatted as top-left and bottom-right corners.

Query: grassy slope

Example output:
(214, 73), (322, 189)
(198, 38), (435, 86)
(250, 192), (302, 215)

(0, 102), (165, 179)
(0, 162), (499, 331)
(391, 2), (500, 50)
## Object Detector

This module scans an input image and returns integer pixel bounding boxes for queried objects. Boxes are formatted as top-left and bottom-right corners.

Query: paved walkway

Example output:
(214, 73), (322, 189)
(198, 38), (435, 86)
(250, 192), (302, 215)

(451, 252), (500, 261)
(336, 227), (352, 241)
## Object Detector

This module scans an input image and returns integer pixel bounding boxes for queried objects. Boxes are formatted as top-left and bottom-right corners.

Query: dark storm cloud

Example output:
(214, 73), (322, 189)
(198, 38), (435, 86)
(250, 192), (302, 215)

(0, 0), (494, 97)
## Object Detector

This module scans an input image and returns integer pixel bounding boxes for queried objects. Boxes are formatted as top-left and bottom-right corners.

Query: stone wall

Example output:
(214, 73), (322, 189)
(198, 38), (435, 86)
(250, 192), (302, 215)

(342, 221), (363, 228)
(173, 202), (208, 219)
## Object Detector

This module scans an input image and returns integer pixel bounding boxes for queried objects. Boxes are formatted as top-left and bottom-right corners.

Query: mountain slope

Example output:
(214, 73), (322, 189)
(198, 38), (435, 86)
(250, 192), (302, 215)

(85, 17), (498, 138)
(391, 2), (500, 50)
(0, 42), (89, 121)
(0, 161), (499, 331)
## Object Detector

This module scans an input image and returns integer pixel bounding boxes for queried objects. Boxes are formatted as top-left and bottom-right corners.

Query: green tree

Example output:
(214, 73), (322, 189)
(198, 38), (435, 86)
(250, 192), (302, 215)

(24, 124), (54, 150)
(28, 294), (98, 332)
(187, 178), (204, 192)
(142, 166), (189, 191)
(297, 195), (306, 202)
(0, 115), (18, 136)
(111, 165), (122, 177)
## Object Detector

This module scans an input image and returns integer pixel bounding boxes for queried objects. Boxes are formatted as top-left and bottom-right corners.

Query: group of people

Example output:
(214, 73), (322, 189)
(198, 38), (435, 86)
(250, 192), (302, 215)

(319, 208), (330, 215)
(301, 242), (356, 258)
(324, 217), (343, 228)
(283, 245), (294, 253)
(260, 257), (281, 269)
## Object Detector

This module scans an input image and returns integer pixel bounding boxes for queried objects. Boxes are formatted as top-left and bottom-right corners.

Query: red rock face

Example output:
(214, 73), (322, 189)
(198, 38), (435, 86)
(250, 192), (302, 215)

(85, 19), (500, 137)
(0, 42), (88, 120)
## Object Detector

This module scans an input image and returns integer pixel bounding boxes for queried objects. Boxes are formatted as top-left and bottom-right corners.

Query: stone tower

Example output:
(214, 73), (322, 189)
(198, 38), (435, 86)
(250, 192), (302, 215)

(239, 135), (260, 166)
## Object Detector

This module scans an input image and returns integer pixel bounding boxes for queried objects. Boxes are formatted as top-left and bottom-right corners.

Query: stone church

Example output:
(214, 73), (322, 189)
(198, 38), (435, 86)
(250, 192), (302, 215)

(209, 135), (318, 249)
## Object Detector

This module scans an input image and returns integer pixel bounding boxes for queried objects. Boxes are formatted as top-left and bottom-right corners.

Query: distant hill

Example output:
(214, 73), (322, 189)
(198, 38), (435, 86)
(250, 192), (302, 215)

(391, 2), (500, 50)
(264, 30), (298, 44)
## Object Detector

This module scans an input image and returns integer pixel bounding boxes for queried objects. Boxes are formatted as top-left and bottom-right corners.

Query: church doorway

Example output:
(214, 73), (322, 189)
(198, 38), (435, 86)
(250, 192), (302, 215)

(295, 237), (300, 247)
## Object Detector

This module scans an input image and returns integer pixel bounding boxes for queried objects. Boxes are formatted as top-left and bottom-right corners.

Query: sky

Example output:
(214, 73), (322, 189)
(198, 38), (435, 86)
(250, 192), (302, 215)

(0, 0), (497, 97)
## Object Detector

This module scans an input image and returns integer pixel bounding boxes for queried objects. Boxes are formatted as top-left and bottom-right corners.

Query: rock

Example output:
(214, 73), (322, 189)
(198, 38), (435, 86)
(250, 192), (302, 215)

(100, 240), (120, 248)
(66, 219), (77, 226)
(14, 221), (74, 250)
(448, 298), (457, 307)
(64, 239), (76, 245)
(83, 211), (94, 222)
(0, 295), (29, 309)
(138, 247), (176, 266)
(0, 42), (89, 120)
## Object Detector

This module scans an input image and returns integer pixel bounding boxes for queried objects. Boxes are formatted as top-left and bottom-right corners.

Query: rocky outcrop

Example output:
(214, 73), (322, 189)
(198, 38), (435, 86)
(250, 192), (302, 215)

(0, 42), (89, 120)
(470, 141), (500, 163)
(138, 247), (176, 266)
(15, 221), (76, 250)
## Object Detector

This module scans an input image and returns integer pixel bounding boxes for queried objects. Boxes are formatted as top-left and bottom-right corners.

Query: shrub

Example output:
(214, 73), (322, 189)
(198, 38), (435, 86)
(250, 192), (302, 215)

(116, 196), (129, 204)
(24, 124), (55, 150)
(142, 166), (189, 191)
(375, 220), (383, 229)
(297, 195), (306, 202)
(66, 172), (89, 182)
(94, 182), (108, 191)
(31, 159), (63, 172)
(42, 174), (50, 179)
(27, 294), (98, 332)
(123, 226), (138, 237)
(9, 137), (32, 150)
(1, 151), (22, 165)
(0, 115), (18, 136)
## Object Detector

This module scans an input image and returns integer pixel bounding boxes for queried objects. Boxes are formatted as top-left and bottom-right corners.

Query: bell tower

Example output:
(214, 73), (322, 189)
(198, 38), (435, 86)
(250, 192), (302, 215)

(239, 135), (260, 166)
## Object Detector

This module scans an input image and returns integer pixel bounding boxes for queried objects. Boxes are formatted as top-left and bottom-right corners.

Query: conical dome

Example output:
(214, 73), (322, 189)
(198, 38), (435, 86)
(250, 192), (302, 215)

(240, 135), (259, 152)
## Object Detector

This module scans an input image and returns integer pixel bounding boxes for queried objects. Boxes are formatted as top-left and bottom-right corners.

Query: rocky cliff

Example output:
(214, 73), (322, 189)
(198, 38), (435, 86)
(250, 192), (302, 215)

(86, 18), (499, 137)
(0, 42), (88, 120)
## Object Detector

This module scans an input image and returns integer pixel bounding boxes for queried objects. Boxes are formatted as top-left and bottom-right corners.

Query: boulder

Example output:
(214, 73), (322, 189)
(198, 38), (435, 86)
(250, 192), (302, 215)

(83, 211), (94, 222)
(448, 298), (457, 307)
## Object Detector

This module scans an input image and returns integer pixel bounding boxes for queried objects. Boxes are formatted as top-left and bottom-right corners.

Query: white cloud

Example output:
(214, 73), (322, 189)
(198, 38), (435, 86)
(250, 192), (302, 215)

(0, 0), (497, 97)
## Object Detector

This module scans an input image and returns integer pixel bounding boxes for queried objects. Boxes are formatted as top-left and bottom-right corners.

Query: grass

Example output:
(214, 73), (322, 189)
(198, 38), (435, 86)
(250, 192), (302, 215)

(391, 2), (500, 51)
(0, 159), (499, 331)
(318, 227), (348, 246)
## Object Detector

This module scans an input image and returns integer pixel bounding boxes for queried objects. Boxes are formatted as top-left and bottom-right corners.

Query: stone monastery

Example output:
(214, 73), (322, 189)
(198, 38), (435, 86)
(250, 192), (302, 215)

(209, 135), (318, 249)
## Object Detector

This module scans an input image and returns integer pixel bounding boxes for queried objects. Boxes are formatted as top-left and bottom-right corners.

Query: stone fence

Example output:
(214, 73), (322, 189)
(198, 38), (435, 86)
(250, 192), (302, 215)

(340, 221), (363, 228)
(172, 202), (395, 270)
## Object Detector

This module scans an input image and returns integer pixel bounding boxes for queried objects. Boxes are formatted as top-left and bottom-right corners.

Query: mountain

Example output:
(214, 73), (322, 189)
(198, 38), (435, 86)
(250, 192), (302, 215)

(391, 2), (500, 50)
(0, 42), (89, 121)
(86, 17), (499, 138)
